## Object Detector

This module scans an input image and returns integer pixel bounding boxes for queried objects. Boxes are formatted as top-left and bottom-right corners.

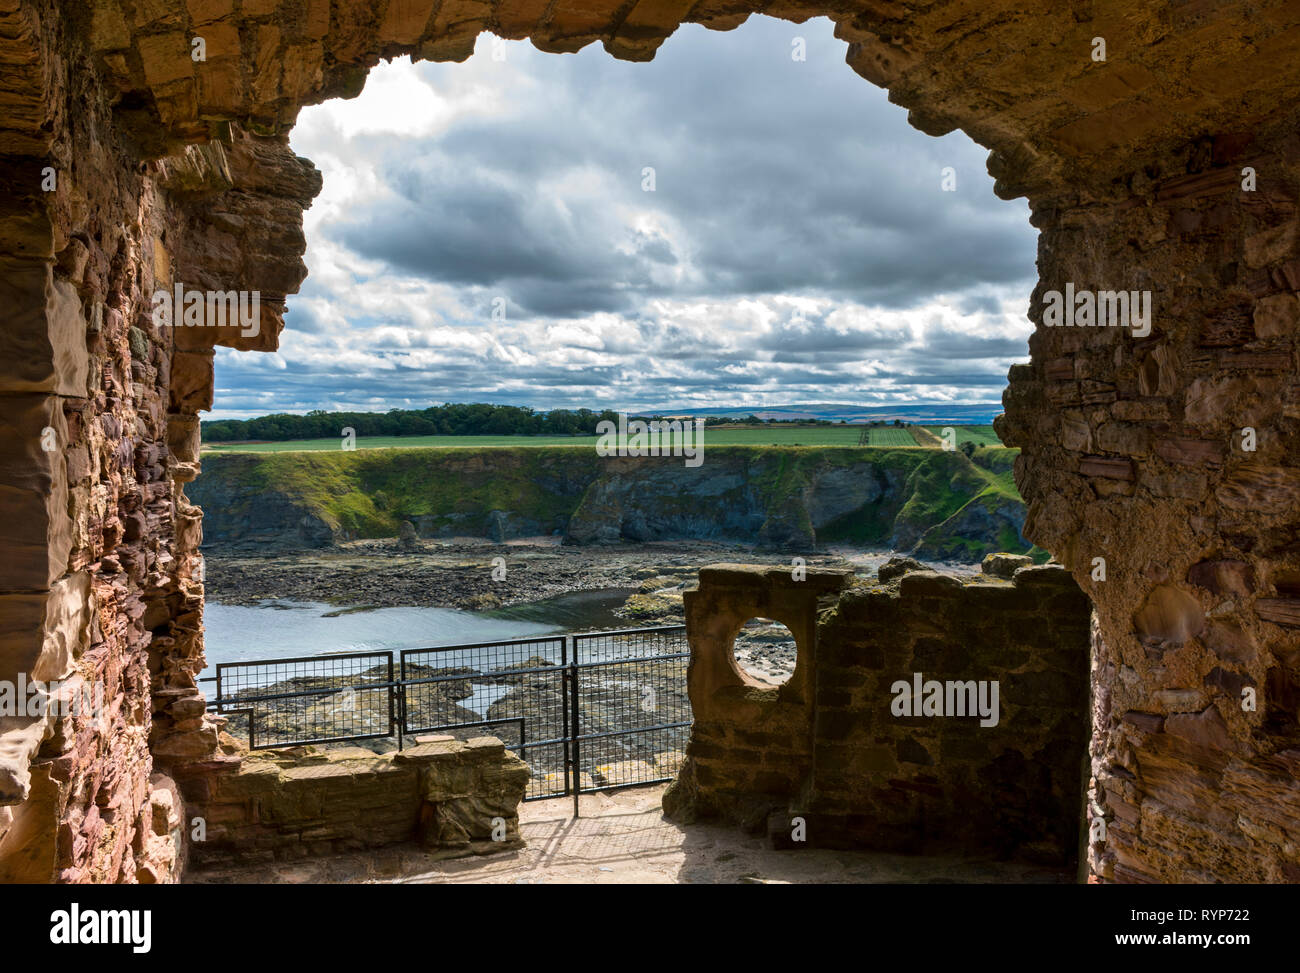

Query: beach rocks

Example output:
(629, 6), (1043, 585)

(398, 520), (419, 551)
(878, 556), (925, 584)
(981, 552), (1034, 579)
(732, 621), (798, 684)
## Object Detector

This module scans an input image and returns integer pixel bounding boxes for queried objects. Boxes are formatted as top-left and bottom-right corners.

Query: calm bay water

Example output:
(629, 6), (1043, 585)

(200, 587), (638, 680)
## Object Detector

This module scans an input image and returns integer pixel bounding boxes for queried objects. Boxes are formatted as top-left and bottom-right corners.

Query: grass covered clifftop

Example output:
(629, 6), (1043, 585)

(190, 444), (1034, 562)
(190, 447), (597, 544)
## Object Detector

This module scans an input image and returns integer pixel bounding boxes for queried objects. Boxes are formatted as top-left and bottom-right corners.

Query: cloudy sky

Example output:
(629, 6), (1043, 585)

(211, 15), (1038, 419)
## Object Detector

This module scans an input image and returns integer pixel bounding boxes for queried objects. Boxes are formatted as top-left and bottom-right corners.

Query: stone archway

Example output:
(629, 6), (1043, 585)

(1, 0), (1299, 883)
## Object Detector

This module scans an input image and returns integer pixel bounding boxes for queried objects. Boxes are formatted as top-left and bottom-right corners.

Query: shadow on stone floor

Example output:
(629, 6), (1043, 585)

(187, 784), (1076, 885)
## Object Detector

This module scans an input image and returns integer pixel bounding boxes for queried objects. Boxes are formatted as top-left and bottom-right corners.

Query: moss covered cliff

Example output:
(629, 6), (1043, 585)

(190, 445), (1031, 561)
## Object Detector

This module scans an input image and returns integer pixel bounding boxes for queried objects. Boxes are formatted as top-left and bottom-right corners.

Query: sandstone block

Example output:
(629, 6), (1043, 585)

(137, 32), (194, 86)
(168, 350), (213, 412)
(1186, 560), (1255, 598)
(1244, 222), (1297, 269)
(1256, 599), (1300, 628)
(0, 394), (70, 590)
(1254, 294), (1300, 337)
(1165, 705), (1231, 750)
(897, 570), (962, 596)
(378, 0), (437, 44)
(981, 553), (1032, 578)
(1134, 585), (1205, 645)
(0, 261), (88, 395)
(91, 1), (132, 51)
(1079, 455), (1135, 480)
(185, 0), (234, 24)
(1216, 464), (1300, 514)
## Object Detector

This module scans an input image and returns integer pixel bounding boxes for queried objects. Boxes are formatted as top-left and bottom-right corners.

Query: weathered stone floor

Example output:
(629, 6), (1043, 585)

(187, 785), (1076, 885)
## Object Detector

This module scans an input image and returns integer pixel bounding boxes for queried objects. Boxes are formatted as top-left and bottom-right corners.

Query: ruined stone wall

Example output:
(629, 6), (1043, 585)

(665, 562), (1091, 867)
(0, 0), (193, 882)
(0, 0), (317, 881)
(808, 564), (1090, 864)
(181, 736), (529, 868)
(0, 0), (1298, 883)
(997, 107), (1300, 883)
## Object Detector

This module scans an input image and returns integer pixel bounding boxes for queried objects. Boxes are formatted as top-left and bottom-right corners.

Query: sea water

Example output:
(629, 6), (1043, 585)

(199, 587), (639, 681)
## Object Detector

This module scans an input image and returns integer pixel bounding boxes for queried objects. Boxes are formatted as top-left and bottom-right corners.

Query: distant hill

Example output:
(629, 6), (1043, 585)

(658, 402), (1004, 424)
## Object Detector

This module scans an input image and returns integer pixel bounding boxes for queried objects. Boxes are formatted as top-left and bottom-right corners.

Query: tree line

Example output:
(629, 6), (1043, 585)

(201, 404), (850, 442)
(201, 404), (623, 441)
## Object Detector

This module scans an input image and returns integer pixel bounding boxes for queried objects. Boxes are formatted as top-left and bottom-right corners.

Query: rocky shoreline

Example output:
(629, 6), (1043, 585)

(202, 537), (899, 613)
(204, 539), (982, 689)
(205, 544), (1009, 774)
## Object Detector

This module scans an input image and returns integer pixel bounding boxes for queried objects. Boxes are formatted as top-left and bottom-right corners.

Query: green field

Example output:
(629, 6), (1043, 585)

(201, 423), (1001, 454)
(920, 425), (1003, 447)
(203, 425), (872, 453)
(863, 427), (921, 447)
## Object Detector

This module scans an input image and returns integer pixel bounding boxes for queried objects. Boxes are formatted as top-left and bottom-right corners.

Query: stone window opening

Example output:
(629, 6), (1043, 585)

(732, 617), (798, 686)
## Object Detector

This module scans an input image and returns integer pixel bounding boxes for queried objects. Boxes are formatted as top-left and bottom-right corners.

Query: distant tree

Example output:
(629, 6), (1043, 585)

(202, 402), (630, 442)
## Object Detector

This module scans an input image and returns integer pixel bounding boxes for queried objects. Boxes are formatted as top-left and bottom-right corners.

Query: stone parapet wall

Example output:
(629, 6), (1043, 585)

(665, 562), (1091, 868)
(177, 735), (530, 868)
(662, 564), (841, 829)
(807, 564), (1090, 864)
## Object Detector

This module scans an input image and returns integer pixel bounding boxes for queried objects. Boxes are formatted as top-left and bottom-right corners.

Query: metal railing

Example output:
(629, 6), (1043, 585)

(200, 625), (690, 804)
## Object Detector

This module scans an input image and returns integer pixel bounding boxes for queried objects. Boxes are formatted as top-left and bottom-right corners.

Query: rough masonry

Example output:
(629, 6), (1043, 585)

(664, 560), (1091, 869)
(180, 735), (531, 868)
(0, 0), (1298, 882)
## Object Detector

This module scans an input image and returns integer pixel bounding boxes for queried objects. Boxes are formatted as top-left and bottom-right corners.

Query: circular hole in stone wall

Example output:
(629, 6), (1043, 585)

(733, 618), (796, 686)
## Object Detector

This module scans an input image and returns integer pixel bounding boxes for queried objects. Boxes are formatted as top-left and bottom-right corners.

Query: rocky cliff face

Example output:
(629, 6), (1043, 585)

(191, 446), (1031, 562)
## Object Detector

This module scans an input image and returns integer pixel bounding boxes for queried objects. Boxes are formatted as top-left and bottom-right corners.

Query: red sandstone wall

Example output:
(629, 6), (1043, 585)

(667, 562), (1091, 868)
(998, 110), (1300, 883)
(1, 0), (1298, 884)
(0, 1), (316, 881)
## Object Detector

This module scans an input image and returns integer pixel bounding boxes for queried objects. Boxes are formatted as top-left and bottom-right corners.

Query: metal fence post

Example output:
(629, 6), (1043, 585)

(392, 652), (405, 751)
(560, 634), (571, 807)
(569, 636), (580, 820)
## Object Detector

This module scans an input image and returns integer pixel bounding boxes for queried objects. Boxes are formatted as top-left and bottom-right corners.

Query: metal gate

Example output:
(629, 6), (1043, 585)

(205, 625), (690, 809)
(568, 627), (691, 813)
(400, 635), (571, 800)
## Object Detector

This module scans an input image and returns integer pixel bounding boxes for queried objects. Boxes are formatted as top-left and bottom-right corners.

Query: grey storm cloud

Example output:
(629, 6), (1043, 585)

(324, 18), (1034, 319)
(757, 317), (910, 354)
(910, 332), (1030, 360)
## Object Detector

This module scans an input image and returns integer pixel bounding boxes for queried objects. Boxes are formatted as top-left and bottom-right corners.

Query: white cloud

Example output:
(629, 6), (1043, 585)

(212, 18), (1037, 419)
